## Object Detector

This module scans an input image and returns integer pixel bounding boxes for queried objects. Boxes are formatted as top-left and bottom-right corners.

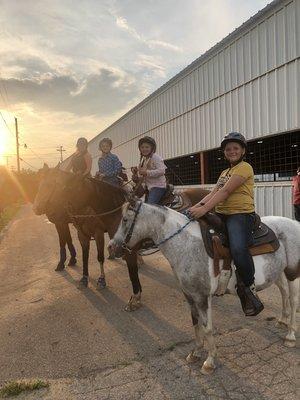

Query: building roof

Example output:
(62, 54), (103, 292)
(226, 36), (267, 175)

(90, 0), (283, 143)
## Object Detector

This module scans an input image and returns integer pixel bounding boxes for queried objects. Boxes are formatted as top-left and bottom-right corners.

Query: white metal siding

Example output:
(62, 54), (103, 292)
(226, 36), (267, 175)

(89, 0), (300, 172)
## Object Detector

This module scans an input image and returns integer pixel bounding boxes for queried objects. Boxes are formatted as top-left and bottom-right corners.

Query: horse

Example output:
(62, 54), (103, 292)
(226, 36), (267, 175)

(36, 165), (77, 271)
(109, 199), (300, 374)
(33, 164), (124, 289)
(33, 165), (210, 309)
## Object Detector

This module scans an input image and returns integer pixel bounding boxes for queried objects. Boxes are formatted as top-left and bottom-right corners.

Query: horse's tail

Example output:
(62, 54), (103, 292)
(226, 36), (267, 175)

(279, 219), (300, 281)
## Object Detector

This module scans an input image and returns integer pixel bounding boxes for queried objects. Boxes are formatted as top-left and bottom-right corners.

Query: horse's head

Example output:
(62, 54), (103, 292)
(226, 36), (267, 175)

(33, 163), (73, 216)
(108, 196), (164, 257)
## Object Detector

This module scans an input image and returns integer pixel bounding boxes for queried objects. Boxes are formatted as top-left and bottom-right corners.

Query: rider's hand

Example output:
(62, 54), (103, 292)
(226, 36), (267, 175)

(138, 167), (147, 176)
(189, 205), (207, 219)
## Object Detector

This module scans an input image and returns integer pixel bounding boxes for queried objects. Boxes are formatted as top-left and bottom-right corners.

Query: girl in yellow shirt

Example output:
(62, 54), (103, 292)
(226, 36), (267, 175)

(189, 132), (264, 317)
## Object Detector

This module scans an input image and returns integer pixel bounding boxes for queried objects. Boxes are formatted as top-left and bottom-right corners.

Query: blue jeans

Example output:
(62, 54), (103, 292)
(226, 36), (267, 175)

(146, 187), (167, 205)
(220, 213), (255, 287)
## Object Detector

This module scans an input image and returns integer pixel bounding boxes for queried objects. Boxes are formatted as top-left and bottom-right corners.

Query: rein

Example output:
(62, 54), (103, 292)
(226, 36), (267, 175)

(66, 204), (123, 219)
(122, 203), (194, 253)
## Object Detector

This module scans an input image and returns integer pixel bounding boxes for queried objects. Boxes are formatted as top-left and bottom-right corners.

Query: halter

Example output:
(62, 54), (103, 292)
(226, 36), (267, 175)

(122, 201), (143, 252)
(121, 202), (194, 253)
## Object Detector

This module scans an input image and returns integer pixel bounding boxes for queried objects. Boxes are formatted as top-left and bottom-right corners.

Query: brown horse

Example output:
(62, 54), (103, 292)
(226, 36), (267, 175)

(33, 165), (209, 310)
(36, 165), (77, 271)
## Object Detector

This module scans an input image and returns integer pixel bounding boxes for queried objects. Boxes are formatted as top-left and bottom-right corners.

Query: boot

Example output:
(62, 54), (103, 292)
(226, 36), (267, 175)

(244, 284), (264, 316)
(236, 274), (264, 316)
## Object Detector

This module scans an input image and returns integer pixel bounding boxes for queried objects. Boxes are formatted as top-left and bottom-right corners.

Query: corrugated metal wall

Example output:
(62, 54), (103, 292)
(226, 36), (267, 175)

(89, 0), (300, 172)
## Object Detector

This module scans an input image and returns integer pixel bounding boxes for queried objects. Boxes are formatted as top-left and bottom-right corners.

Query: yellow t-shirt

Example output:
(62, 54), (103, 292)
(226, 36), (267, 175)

(215, 161), (255, 215)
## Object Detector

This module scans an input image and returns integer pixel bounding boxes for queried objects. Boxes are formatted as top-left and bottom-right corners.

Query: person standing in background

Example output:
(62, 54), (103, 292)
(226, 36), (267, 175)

(292, 167), (300, 222)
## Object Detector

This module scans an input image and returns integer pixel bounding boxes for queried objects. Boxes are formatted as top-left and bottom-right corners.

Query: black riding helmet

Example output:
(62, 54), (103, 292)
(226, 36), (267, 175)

(221, 132), (247, 150)
(138, 136), (156, 153)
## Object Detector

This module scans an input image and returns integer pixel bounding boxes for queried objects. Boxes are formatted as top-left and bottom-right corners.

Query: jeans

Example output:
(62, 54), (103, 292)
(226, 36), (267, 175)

(146, 187), (167, 205)
(220, 213), (255, 287)
(294, 204), (300, 222)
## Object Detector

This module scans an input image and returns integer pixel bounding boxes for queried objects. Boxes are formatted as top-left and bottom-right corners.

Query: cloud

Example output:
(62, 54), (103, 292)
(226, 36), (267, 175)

(0, 65), (143, 117)
(114, 14), (182, 53)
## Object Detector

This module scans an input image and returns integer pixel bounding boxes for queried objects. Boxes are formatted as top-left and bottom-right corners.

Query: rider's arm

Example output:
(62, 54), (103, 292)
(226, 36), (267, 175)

(146, 156), (166, 178)
(83, 153), (93, 176)
(193, 185), (219, 207)
(200, 175), (246, 213)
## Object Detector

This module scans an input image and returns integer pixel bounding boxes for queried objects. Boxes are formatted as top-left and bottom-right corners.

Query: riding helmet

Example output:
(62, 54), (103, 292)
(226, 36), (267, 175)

(99, 138), (113, 148)
(221, 132), (247, 150)
(138, 136), (156, 153)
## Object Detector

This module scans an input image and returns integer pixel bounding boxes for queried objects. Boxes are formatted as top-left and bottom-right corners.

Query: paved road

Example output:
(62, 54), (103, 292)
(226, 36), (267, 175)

(0, 205), (298, 399)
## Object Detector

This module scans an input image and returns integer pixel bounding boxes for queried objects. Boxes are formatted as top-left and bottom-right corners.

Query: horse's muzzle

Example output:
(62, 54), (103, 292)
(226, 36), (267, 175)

(108, 239), (124, 258)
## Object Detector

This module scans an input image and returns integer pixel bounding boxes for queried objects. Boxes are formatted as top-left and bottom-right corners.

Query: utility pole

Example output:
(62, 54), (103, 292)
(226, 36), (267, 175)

(15, 117), (20, 173)
(56, 145), (66, 162)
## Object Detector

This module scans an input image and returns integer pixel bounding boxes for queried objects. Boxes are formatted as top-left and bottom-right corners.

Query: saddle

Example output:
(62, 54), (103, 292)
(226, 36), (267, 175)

(199, 213), (280, 279)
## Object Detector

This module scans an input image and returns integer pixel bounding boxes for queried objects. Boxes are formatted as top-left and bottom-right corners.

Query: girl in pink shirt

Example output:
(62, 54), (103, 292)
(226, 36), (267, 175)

(132, 136), (167, 204)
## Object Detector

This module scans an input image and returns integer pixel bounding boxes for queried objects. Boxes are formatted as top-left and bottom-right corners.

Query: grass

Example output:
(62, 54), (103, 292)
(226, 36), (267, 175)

(0, 204), (20, 232)
(0, 380), (49, 398)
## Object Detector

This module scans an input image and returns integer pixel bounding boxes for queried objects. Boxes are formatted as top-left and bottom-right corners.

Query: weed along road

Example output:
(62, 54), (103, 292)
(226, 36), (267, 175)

(0, 205), (298, 400)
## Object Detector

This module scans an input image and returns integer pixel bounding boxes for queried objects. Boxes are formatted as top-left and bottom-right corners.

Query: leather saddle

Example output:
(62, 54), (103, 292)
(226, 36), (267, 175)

(199, 212), (280, 277)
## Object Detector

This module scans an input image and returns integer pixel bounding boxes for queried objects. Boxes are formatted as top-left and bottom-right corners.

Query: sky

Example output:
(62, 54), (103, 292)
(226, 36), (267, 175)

(0, 0), (269, 169)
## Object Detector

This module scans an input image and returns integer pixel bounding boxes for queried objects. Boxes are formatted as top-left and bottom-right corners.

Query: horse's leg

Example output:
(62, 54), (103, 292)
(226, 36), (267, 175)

(65, 224), (77, 266)
(55, 223), (67, 271)
(77, 229), (90, 288)
(186, 301), (204, 364)
(197, 295), (217, 375)
(275, 273), (290, 327)
(124, 250), (142, 312)
(284, 278), (299, 347)
(95, 229), (106, 289)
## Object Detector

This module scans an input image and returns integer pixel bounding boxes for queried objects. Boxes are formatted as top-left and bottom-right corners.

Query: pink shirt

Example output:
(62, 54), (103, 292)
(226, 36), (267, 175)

(292, 175), (300, 205)
(144, 153), (167, 190)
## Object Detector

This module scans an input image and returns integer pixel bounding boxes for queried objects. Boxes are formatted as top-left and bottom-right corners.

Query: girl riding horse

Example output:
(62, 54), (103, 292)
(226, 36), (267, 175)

(189, 132), (263, 316)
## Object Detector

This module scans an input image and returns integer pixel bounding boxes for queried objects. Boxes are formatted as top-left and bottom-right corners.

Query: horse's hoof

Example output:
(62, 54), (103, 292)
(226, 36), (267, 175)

(78, 276), (88, 289)
(68, 257), (77, 266)
(283, 339), (296, 348)
(124, 296), (142, 312)
(186, 352), (200, 364)
(200, 362), (215, 375)
(97, 277), (106, 290)
(55, 263), (65, 271)
(276, 319), (289, 328)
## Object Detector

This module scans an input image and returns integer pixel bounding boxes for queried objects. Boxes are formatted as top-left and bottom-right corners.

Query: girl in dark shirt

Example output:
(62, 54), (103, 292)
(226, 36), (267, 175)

(67, 137), (92, 175)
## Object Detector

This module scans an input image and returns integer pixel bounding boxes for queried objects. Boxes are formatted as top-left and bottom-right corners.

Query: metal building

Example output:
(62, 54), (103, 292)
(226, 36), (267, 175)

(89, 0), (300, 218)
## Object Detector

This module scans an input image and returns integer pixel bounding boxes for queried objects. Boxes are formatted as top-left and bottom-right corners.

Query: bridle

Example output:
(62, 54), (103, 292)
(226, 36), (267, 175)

(121, 200), (194, 253)
(122, 200), (143, 252)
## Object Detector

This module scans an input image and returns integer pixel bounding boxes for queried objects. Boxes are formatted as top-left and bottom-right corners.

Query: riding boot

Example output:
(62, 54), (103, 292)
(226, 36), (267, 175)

(235, 273), (264, 317)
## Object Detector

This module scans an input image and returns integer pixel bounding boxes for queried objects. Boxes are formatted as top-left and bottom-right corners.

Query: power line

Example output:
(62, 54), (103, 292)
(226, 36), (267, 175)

(19, 157), (38, 170)
(0, 111), (14, 136)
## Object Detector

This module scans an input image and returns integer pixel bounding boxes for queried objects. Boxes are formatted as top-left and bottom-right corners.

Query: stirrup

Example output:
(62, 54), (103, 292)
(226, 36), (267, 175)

(215, 269), (231, 296)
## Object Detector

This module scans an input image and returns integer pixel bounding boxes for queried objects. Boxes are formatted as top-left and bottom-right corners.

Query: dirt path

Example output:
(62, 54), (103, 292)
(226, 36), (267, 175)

(0, 205), (298, 399)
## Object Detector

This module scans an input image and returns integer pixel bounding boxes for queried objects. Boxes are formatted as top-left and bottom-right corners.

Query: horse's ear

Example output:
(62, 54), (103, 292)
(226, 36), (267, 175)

(43, 163), (49, 171)
(54, 162), (61, 170)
